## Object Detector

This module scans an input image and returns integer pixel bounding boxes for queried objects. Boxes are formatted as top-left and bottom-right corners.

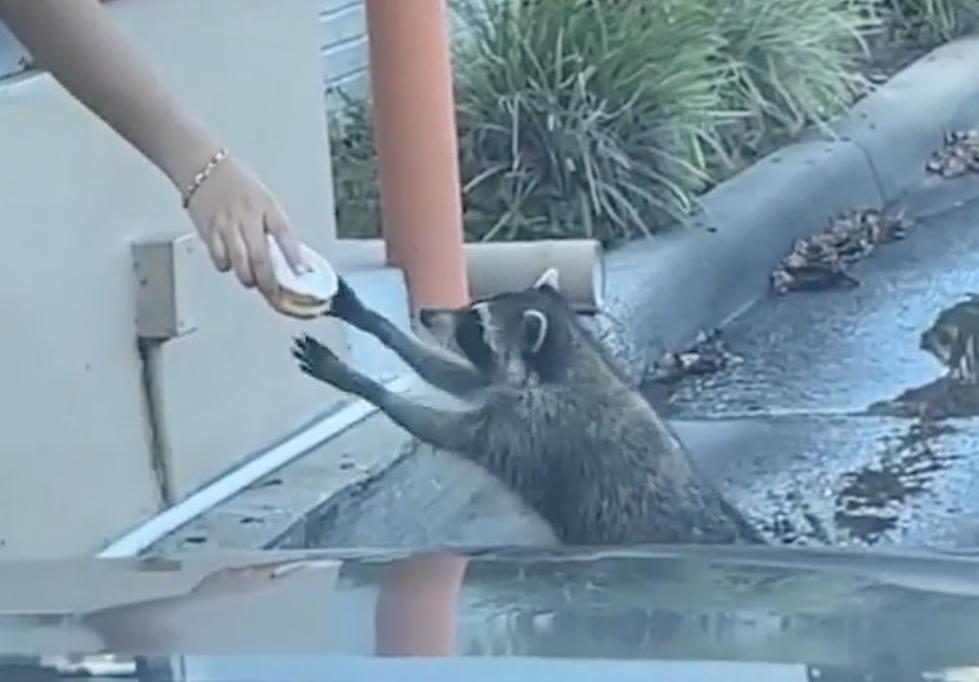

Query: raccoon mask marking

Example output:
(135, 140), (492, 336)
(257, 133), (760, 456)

(418, 268), (570, 385)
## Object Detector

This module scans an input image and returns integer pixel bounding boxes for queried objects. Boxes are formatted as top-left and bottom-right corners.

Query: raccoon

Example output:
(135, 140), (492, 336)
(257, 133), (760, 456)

(293, 269), (764, 546)
(920, 294), (979, 385)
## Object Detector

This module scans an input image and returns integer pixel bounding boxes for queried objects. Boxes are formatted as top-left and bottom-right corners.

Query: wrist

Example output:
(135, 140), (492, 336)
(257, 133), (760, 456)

(179, 147), (230, 209)
(155, 119), (226, 197)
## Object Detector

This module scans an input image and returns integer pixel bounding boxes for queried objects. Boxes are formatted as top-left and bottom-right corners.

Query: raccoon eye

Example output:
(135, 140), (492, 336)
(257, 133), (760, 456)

(455, 310), (494, 371)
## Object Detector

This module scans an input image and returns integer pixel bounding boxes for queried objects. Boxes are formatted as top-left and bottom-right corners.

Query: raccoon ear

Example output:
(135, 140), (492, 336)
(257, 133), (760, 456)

(533, 267), (560, 292)
(521, 309), (549, 354)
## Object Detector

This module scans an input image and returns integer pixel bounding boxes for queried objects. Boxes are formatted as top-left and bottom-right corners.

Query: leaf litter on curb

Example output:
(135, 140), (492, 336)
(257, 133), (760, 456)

(770, 207), (912, 295)
(926, 129), (979, 179)
(649, 328), (744, 384)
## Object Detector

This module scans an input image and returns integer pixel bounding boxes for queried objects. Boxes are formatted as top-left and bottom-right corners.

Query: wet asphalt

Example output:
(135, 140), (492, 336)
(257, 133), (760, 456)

(292, 190), (979, 553)
(664, 191), (979, 550)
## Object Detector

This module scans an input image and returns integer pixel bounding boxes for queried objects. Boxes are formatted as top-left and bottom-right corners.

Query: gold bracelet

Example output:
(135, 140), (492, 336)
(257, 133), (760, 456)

(181, 148), (229, 209)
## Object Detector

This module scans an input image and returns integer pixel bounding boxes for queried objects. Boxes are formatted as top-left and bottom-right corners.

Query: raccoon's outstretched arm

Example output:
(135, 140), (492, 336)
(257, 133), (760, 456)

(293, 334), (483, 453)
(327, 279), (487, 397)
(354, 309), (488, 396)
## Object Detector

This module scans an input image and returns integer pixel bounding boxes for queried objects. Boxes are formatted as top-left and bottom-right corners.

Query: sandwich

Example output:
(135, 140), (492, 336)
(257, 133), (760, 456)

(268, 235), (338, 319)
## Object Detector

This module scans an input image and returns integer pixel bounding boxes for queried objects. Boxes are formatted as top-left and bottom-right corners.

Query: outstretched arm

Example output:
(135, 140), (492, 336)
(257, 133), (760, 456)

(0, 0), (216, 201)
(294, 334), (553, 506)
(293, 334), (483, 453)
(328, 279), (488, 397)
(0, 0), (308, 301)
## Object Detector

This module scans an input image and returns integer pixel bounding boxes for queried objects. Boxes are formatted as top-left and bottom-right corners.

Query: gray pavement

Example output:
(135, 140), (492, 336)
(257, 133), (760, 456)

(662, 192), (979, 550)
(288, 194), (979, 553)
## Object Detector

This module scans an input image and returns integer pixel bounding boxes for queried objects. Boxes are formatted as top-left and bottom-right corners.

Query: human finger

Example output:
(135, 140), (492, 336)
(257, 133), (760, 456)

(265, 203), (309, 274)
(207, 222), (232, 272)
(223, 222), (255, 288)
(241, 216), (278, 300)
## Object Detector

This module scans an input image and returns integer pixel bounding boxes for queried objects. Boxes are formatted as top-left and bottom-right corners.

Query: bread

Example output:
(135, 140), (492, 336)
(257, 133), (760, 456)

(267, 236), (338, 319)
(273, 289), (330, 318)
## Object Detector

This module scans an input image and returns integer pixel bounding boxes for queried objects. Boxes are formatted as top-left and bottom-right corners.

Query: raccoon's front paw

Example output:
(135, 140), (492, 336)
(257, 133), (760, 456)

(292, 333), (341, 381)
(292, 334), (365, 396)
(326, 277), (367, 322)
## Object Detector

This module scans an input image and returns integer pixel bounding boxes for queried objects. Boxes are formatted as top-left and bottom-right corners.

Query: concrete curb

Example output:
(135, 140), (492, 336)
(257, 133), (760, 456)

(589, 35), (979, 383)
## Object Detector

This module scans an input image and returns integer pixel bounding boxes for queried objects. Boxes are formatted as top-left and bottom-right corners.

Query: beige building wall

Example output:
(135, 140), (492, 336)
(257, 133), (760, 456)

(0, 0), (350, 558)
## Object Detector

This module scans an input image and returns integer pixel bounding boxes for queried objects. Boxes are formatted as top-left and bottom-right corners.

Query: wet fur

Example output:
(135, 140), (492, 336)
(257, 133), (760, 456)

(293, 272), (764, 546)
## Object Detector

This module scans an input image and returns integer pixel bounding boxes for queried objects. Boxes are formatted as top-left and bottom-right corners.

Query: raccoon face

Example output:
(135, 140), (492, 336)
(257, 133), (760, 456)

(418, 268), (571, 384)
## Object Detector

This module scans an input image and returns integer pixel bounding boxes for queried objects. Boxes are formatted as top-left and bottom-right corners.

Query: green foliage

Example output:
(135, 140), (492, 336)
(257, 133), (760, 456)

(325, 0), (949, 244)
(879, 0), (979, 44)
(710, 0), (878, 164)
(327, 90), (382, 239)
(452, 0), (726, 244)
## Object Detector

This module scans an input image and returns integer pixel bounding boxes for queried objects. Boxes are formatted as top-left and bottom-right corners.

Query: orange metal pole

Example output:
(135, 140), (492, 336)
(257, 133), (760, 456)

(364, 0), (469, 311)
(364, 0), (469, 656)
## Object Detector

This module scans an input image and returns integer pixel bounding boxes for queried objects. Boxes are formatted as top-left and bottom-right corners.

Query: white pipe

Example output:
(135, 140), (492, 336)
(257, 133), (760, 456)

(97, 375), (416, 558)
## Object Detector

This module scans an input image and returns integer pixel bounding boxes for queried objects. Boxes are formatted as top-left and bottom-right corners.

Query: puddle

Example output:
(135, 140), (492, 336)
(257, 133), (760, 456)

(669, 410), (979, 550)
(740, 420), (962, 547)
(832, 421), (960, 545)
(832, 298), (979, 544)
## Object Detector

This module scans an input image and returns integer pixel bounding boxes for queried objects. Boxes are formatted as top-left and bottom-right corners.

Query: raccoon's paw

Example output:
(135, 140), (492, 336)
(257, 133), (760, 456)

(292, 334), (340, 382)
(292, 334), (365, 396)
(325, 277), (366, 322)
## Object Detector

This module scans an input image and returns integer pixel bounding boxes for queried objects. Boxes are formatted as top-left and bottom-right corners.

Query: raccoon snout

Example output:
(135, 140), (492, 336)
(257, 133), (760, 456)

(418, 308), (447, 336)
(417, 307), (460, 348)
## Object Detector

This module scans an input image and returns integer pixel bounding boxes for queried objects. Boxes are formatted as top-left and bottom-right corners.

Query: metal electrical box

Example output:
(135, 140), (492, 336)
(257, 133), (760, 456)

(132, 234), (200, 341)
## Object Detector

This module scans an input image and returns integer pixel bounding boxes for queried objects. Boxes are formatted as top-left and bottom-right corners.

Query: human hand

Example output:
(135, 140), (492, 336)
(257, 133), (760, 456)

(184, 154), (310, 304)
